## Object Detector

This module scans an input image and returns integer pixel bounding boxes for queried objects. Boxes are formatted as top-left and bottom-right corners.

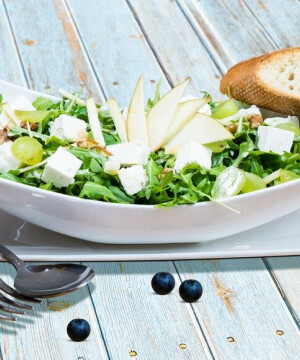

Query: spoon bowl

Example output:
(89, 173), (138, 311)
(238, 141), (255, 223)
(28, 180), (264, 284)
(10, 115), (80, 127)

(14, 263), (95, 298)
(0, 243), (95, 298)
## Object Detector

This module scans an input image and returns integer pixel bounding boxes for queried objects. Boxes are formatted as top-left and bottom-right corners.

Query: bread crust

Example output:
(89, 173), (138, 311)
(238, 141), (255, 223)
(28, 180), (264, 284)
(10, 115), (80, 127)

(220, 48), (300, 116)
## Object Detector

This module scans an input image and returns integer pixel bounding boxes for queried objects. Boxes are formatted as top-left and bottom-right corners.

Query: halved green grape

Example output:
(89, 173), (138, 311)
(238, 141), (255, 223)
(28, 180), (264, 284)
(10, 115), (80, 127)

(241, 172), (266, 193)
(211, 166), (246, 199)
(280, 169), (299, 183)
(275, 123), (300, 136)
(205, 140), (227, 153)
(11, 137), (43, 165)
(14, 110), (50, 123)
(211, 100), (238, 120)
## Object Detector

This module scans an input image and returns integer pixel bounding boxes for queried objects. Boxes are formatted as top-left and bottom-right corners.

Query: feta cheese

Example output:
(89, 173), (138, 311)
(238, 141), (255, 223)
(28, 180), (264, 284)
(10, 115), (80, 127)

(104, 156), (121, 175)
(0, 141), (21, 173)
(174, 140), (212, 172)
(119, 165), (148, 195)
(0, 110), (13, 129)
(49, 114), (87, 142)
(11, 96), (35, 111)
(264, 116), (299, 128)
(257, 126), (294, 155)
(106, 141), (150, 166)
(42, 147), (82, 188)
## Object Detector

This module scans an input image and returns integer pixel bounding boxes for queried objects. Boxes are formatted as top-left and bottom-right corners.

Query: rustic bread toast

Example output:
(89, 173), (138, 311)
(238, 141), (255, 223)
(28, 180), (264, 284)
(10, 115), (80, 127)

(220, 48), (300, 116)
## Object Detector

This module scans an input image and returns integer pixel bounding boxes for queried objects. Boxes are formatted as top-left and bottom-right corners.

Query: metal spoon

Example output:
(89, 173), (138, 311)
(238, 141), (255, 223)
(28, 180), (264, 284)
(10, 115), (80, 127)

(0, 243), (95, 298)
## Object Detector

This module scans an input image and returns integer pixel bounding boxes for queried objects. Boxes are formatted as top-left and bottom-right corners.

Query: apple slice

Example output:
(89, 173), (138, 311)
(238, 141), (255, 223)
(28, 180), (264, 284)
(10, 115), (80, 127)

(167, 113), (233, 147)
(162, 98), (208, 145)
(86, 97), (106, 147)
(106, 98), (128, 143)
(147, 78), (190, 151)
(127, 76), (149, 145)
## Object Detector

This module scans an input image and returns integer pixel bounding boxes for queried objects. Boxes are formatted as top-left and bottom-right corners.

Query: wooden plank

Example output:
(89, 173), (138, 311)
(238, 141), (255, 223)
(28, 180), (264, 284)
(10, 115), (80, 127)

(0, 262), (109, 360)
(67, 0), (168, 107)
(265, 257), (300, 325)
(177, 0), (275, 68)
(127, 0), (222, 97)
(242, 0), (300, 48)
(175, 259), (300, 359)
(84, 261), (213, 360)
(0, 1), (26, 85)
(4, 0), (104, 101)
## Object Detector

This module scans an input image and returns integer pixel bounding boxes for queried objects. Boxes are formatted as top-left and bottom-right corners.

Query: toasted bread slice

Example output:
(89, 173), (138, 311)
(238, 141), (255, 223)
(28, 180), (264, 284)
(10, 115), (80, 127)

(220, 48), (300, 116)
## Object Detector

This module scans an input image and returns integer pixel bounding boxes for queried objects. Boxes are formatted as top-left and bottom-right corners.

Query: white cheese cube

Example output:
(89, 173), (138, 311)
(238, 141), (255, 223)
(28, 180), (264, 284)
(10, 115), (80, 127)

(174, 140), (212, 173)
(264, 116), (299, 128)
(119, 165), (148, 195)
(257, 126), (294, 155)
(49, 115), (87, 142)
(0, 141), (21, 173)
(11, 96), (35, 111)
(42, 147), (82, 188)
(104, 156), (121, 175)
(0, 110), (13, 129)
(106, 141), (150, 166)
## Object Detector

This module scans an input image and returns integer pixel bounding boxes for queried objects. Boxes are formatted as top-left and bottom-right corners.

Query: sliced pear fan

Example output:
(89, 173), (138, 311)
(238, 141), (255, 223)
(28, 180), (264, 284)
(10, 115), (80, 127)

(162, 98), (208, 146)
(127, 75), (149, 145)
(106, 99), (128, 143)
(167, 113), (233, 147)
(147, 78), (190, 151)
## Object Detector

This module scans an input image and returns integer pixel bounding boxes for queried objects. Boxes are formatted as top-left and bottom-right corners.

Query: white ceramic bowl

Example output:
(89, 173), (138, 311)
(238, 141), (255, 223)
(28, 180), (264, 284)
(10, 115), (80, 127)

(0, 80), (299, 244)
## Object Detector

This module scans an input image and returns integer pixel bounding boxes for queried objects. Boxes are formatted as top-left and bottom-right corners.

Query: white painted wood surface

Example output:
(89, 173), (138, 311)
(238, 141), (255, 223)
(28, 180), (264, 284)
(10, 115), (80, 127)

(0, 0), (299, 359)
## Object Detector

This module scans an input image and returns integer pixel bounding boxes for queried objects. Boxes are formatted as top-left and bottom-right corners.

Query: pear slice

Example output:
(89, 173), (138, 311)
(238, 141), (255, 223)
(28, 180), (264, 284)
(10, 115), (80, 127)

(15, 110), (50, 123)
(106, 98), (128, 143)
(147, 78), (190, 151)
(86, 97), (106, 147)
(162, 98), (208, 146)
(127, 76), (148, 145)
(167, 113), (233, 147)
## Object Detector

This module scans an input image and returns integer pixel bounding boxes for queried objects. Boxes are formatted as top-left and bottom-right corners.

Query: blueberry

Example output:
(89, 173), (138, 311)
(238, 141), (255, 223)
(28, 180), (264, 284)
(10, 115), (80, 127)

(67, 319), (91, 342)
(151, 272), (175, 295)
(179, 279), (203, 303)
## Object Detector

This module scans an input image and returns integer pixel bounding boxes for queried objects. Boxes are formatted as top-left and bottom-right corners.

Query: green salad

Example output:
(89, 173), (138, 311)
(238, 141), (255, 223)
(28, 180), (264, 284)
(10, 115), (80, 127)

(0, 77), (299, 208)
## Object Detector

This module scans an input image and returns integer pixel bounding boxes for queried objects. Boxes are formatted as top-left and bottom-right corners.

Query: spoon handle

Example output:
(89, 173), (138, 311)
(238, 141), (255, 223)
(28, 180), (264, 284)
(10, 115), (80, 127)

(0, 243), (24, 270)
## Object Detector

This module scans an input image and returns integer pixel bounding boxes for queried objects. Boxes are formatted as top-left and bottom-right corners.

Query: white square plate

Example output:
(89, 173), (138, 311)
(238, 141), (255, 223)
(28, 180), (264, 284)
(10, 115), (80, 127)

(1, 209), (299, 261)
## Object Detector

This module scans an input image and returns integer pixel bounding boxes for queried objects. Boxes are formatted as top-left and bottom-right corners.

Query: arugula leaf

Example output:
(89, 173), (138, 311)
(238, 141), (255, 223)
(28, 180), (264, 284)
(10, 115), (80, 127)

(33, 97), (54, 110)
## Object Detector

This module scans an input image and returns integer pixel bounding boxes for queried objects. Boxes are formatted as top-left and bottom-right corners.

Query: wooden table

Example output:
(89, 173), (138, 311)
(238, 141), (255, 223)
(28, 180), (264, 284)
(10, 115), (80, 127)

(0, 1), (300, 359)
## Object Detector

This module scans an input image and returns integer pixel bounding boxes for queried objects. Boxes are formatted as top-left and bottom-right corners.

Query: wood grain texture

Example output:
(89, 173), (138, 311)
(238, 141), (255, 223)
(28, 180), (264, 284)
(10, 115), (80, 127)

(175, 259), (300, 360)
(67, 0), (168, 107)
(0, 263), (109, 360)
(128, 0), (222, 97)
(85, 261), (213, 360)
(177, 0), (275, 69)
(4, 0), (104, 101)
(0, 1), (26, 85)
(243, 0), (300, 48)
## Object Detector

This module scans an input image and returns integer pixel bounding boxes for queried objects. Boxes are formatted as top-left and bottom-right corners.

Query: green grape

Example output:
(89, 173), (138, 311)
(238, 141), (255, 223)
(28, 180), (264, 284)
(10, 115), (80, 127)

(280, 169), (299, 183)
(241, 172), (266, 193)
(205, 140), (227, 153)
(275, 123), (300, 136)
(211, 166), (245, 199)
(211, 100), (238, 119)
(14, 110), (50, 123)
(11, 137), (43, 165)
